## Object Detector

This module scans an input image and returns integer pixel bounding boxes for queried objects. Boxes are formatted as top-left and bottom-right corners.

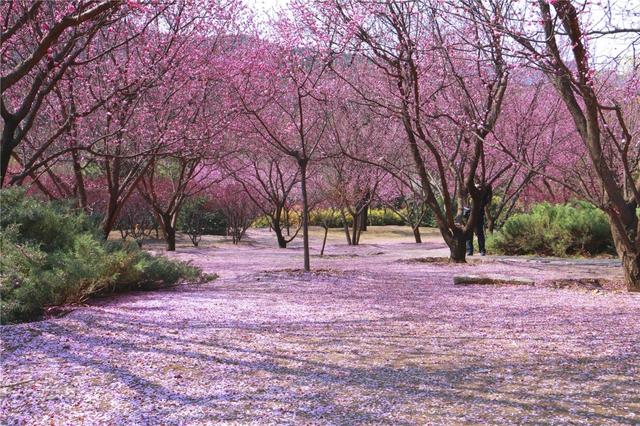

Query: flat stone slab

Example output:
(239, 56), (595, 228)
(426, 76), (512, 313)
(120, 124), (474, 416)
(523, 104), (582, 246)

(453, 274), (535, 286)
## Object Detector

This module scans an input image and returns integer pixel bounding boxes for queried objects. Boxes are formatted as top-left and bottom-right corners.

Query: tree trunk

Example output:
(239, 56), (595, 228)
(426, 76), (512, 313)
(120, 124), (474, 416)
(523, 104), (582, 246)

(154, 212), (165, 239)
(610, 216), (640, 292)
(320, 226), (328, 256)
(160, 213), (177, 251)
(354, 226), (362, 245)
(101, 200), (119, 239)
(273, 220), (287, 248)
(448, 232), (467, 263)
(413, 225), (422, 243)
(343, 222), (351, 245)
(284, 208), (291, 236)
(0, 122), (17, 187)
(165, 225), (176, 251)
(271, 209), (288, 248)
(71, 149), (88, 211)
(299, 159), (310, 272)
(100, 163), (146, 239)
(341, 210), (352, 245)
(351, 213), (359, 245)
(360, 204), (368, 231)
(486, 214), (495, 234)
(621, 253), (640, 292)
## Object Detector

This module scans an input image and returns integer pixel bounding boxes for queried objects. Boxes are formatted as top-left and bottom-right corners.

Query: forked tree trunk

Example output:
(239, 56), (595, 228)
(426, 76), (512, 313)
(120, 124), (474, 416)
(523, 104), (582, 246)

(412, 225), (422, 243)
(100, 165), (146, 239)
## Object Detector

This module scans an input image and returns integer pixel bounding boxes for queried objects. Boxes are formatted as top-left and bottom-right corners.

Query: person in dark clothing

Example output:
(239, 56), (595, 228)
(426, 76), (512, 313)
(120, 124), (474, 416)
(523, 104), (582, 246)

(466, 184), (492, 256)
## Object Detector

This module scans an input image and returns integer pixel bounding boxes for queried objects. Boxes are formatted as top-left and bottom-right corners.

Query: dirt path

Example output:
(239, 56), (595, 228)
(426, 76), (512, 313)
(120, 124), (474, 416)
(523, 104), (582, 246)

(1, 227), (638, 425)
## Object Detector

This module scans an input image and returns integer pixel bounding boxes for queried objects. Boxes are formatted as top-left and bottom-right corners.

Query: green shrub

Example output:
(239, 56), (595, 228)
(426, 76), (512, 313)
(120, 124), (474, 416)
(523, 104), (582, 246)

(0, 189), (207, 324)
(0, 190), (96, 251)
(367, 208), (405, 226)
(252, 215), (272, 228)
(178, 197), (227, 236)
(307, 208), (406, 227)
(255, 207), (431, 229)
(488, 202), (615, 257)
(308, 209), (344, 227)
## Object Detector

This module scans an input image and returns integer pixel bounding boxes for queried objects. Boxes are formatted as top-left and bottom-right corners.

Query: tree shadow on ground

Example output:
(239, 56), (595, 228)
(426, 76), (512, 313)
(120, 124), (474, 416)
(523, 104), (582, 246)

(11, 310), (638, 425)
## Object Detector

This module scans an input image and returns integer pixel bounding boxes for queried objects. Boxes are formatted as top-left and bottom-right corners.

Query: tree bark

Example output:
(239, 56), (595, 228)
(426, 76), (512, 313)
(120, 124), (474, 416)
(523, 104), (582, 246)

(340, 210), (352, 245)
(0, 122), (17, 187)
(343, 221), (351, 245)
(299, 159), (310, 272)
(154, 212), (165, 239)
(101, 199), (120, 239)
(621, 253), (640, 292)
(165, 224), (176, 251)
(284, 208), (291, 236)
(156, 213), (177, 251)
(360, 203), (368, 231)
(412, 226), (422, 243)
(486, 215), (496, 234)
(71, 149), (88, 211)
(274, 222), (287, 248)
(610, 214), (640, 292)
(448, 232), (467, 263)
(320, 225), (328, 256)
(272, 209), (288, 248)
(351, 213), (359, 245)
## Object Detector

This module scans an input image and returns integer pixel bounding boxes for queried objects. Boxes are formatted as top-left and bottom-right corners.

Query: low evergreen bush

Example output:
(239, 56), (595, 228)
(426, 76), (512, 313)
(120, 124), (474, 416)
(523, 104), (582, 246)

(487, 202), (615, 257)
(0, 189), (207, 324)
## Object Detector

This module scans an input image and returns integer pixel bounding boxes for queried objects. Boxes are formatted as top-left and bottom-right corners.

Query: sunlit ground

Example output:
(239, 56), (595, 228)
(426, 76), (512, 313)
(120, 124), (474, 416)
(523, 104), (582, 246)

(2, 227), (638, 424)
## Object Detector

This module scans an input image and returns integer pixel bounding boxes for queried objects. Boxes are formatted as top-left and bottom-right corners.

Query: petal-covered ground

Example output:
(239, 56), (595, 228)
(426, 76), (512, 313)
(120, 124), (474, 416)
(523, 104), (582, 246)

(2, 227), (639, 425)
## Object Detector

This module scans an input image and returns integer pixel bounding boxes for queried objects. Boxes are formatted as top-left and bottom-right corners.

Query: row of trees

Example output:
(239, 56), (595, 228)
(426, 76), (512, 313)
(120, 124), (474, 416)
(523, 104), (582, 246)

(2, 0), (638, 290)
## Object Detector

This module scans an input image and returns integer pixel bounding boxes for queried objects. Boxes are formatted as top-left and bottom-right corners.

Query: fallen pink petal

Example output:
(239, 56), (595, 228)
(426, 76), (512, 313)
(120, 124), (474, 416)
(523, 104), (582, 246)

(2, 0), (639, 423)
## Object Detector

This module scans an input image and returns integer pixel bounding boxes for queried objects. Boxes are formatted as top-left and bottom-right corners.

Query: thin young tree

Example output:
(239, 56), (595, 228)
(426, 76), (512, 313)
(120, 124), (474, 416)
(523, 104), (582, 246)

(229, 37), (330, 271)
